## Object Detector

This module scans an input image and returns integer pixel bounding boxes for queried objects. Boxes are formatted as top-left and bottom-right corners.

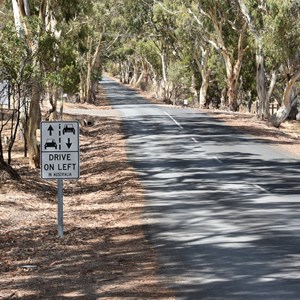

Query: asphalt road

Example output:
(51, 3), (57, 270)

(102, 77), (300, 300)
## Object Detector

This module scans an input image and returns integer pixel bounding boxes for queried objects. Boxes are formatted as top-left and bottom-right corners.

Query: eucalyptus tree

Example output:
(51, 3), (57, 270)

(0, 13), (26, 179)
(67, 0), (127, 104)
(0, 18), (33, 162)
(10, 0), (44, 168)
(238, 0), (277, 119)
(146, 1), (180, 101)
(7, 0), (98, 167)
(146, 0), (222, 107)
(187, 0), (249, 111)
(238, 0), (300, 126)
(123, 0), (192, 102)
(171, 1), (213, 107)
(263, 1), (300, 127)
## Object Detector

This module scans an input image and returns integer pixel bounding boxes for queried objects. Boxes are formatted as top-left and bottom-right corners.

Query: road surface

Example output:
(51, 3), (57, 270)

(102, 77), (300, 300)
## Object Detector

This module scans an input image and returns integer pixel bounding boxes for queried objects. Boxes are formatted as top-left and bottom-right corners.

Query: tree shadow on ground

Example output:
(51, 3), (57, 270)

(0, 114), (173, 299)
(120, 116), (300, 299)
(100, 76), (300, 299)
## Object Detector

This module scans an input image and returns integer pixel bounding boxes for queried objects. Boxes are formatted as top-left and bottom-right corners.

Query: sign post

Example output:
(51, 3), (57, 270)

(57, 179), (64, 237)
(40, 121), (80, 238)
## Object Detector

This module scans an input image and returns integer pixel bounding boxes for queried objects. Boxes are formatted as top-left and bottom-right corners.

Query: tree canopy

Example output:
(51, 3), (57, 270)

(0, 0), (299, 171)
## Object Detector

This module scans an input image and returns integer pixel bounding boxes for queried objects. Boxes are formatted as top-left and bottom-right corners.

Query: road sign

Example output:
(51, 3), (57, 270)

(41, 121), (80, 179)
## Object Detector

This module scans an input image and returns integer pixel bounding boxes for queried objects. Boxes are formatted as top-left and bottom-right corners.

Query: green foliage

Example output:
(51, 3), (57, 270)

(60, 64), (80, 94)
(2, 0), (300, 113)
(208, 49), (226, 91)
(168, 60), (191, 87)
(0, 21), (32, 83)
(263, 0), (300, 68)
(54, 0), (93, 22)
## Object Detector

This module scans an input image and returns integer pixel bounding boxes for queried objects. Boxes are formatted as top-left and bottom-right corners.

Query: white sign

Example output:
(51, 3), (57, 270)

(41, 121), (80, 179)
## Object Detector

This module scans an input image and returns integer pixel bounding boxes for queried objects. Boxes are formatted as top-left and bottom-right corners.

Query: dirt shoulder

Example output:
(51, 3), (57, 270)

(199, 109), (300, 158)
(0, 91), (174, 299)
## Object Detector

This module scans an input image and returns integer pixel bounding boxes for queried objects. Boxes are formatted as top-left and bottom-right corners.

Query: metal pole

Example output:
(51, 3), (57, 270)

(57, 179), (64, 238)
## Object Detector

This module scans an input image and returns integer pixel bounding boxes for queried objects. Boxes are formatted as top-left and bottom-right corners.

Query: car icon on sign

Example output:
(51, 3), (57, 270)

(63, 124), (75, 134)
(44, 139), (57, 150)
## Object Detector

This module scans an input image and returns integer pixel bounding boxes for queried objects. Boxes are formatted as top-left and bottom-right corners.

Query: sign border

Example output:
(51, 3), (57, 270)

(40, 120), (80, 180)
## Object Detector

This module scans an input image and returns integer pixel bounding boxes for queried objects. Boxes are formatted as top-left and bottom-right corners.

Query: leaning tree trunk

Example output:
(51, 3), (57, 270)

(270, 71), (300, 128)
(26, 80), (41, 168)
(0, 111), (20, 176)
(0, 157), (20, 180)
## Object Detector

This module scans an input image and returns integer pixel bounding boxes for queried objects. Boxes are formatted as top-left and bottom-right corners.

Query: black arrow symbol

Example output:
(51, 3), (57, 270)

(48, 125), (54, 136)
(66, 138), (72, 149)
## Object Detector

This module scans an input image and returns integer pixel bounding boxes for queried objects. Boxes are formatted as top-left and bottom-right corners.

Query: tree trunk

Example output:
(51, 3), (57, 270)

(266, 71), (277, 105)
(85, 37), (93, 103)
(270, 71), (300, 127)
(226, 71), (238, 111)
(160, 50), (170, 101)
(86, 68), (92, 103)
(221, 87), (227, 109)
(47, 86), (58, 120)
(199, 75), (209, 108)
(130, 62), (139, 86)
(11, 0), (25, 36)
(121, 61), (131, 84)
(193, 46), (211, 108)
(26, 80), (41, 168)
(256, 45), (277, 120)
(238, 1), (269, 117)
(227, 23), (247, 111)
(79, 73), (86, 103)
(85, 33), (103, 103)
(0, 157), (20, 180)
(136, 70), (144, 88)
(256, 48), (267, 119)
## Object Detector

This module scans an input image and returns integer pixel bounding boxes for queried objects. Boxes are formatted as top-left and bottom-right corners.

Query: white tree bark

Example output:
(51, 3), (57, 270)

(11, 0), (24, 36)
(190, 4), (247, 111)
(193, 45), (211, 107)
(270, 70), (300, 127)
(238, 0), (276, 119)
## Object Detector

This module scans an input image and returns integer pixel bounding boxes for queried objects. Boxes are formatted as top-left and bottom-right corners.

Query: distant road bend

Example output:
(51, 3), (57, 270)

(100, 76), (300, 300)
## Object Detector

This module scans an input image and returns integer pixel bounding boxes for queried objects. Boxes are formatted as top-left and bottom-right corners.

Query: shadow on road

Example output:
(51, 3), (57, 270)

(101, 77), (300, 299)
(124, 116), (300, 299)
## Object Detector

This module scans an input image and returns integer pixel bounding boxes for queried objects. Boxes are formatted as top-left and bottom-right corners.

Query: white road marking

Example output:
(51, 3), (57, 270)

(164, 111), (183, 129)
(252, 184), (270, 194)
(213, 156), (223, 164)
(130, 136), (148, 141)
